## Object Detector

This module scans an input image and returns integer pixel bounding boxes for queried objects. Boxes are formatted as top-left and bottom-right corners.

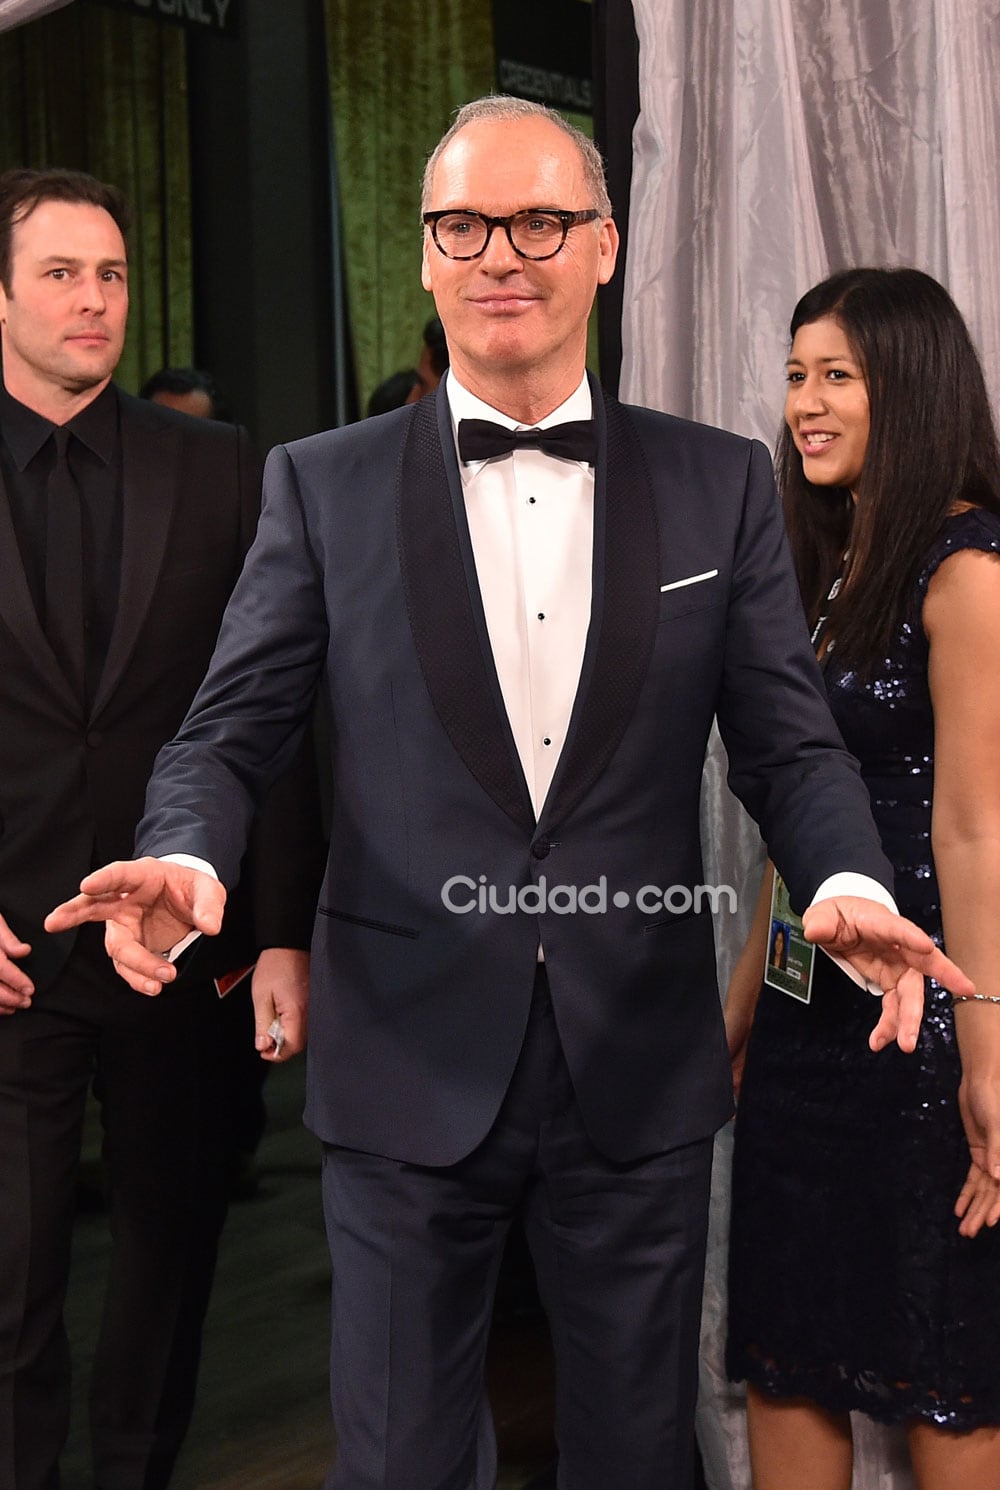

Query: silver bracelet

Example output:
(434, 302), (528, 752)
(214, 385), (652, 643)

(952, 993), (1000, 1006)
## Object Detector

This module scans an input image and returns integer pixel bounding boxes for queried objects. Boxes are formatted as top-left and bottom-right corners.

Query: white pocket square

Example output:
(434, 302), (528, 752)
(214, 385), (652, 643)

(660, 568), (719, 593)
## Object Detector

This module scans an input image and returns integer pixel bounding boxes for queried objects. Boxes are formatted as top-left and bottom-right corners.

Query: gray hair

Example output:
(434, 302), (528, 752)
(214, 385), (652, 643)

(421, 96), (613, 220)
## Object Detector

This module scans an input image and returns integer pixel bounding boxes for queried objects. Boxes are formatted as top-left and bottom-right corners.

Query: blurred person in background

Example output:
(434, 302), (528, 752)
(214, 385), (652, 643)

(140, 364), (230, 421)
(405, 312), (449, 402)
(367, 366), (419, 416)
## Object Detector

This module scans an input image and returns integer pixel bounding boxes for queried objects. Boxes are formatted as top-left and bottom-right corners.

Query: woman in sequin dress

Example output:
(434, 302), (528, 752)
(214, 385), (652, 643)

(725, 268), (1000, 1490)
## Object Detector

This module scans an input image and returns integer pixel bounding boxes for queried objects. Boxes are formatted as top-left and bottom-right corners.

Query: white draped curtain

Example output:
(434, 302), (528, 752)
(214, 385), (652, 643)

(620, 4), (1000, 1489)
(0, 0), (73, 32)
(623, 0), (1000, 443)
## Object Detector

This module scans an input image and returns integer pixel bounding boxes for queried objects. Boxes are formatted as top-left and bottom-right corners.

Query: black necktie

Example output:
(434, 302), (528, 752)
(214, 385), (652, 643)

(45, 427), (86, 700)
(457, 417), (596, 466)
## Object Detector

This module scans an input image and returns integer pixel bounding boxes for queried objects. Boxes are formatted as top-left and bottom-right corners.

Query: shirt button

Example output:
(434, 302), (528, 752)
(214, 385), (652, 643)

(537, 612), (545, 620)
(542, 736), (552, 746)
(528, 496), (536, 505)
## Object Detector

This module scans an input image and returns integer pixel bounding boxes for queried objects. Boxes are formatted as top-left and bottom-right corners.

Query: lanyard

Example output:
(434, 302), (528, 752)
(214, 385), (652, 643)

(810, 556), (847, 660)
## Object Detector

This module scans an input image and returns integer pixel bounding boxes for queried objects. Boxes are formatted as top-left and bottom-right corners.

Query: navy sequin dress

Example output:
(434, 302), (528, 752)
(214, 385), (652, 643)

(727, 509), (1000, 1429)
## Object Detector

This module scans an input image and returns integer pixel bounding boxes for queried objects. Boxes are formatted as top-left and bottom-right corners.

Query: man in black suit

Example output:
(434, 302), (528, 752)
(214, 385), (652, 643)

(48, 103), (974, 1490)
(0, 168), (317, 1490)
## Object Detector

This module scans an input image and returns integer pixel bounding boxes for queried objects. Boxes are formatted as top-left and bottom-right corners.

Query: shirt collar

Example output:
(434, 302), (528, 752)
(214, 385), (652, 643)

(445, 369), (593, 476)
(0, 379), (118, 470)
(0, 381), (54, 471)
(67, 381), (118, 464)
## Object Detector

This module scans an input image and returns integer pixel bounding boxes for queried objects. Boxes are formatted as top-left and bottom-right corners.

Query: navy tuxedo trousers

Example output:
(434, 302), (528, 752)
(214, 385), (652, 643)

(320, 970), (713, 1490)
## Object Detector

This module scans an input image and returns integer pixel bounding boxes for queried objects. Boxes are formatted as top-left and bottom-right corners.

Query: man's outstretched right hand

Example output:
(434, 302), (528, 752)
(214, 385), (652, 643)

(45, 858), (227, 996)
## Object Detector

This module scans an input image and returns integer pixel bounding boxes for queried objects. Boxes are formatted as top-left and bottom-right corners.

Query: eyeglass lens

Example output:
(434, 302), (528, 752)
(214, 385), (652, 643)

(434, 211), (566, 259)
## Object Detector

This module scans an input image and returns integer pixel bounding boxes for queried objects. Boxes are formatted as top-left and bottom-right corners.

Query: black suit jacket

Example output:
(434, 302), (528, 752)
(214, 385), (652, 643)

(0, 387), (316, 993)
(137, 381), (892, 1164)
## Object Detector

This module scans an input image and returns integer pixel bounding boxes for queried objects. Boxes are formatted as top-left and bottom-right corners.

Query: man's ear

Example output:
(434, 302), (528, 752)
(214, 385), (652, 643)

(420, 234), (433, 294)
(597, 219), (620, 287)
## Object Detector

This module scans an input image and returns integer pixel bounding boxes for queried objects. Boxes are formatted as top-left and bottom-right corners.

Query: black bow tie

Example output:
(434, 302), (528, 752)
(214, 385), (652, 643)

(457, 417), (596, 466)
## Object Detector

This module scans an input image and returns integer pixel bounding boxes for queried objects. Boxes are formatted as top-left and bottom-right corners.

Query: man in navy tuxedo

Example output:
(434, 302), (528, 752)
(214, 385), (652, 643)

(49, 101), (974, 1490)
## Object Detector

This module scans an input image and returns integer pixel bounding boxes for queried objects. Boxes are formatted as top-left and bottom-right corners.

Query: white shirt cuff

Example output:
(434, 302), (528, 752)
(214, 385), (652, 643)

(160, 854), (220, 962)
(809, 872), (897, 995)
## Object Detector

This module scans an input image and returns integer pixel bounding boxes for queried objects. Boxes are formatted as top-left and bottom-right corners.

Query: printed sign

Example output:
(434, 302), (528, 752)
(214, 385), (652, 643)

(492, 0), (592, 114)
(85, 0), (237, 35)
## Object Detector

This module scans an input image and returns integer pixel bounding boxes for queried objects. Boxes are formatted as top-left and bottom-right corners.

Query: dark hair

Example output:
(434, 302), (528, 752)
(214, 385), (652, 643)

(366, 368), (419, 417)
(422, 317), (449, 378)
(777, 267), (1000, 675)
(0, 167), (130, 294)
(139, 366), (230, 421)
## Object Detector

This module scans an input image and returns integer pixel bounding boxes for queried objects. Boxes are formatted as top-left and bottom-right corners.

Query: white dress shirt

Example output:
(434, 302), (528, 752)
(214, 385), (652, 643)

(447, 371), (593, 819)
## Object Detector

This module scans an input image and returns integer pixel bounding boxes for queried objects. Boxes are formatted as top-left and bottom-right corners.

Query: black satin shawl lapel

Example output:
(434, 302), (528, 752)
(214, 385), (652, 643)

(396, 391), (536, 836)
(539, 385), (660, 831)
(91, 395), (177, 718)
(0, 463), (81, 712)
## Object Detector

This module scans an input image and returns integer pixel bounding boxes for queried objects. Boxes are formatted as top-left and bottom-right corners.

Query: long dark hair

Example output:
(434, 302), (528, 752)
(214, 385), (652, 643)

(777, 267), (1000, 675)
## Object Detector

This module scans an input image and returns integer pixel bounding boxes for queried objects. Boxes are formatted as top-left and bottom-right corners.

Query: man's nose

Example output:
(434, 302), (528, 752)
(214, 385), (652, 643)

(479, 224), (523, 273)
(76, 274), (107, 313)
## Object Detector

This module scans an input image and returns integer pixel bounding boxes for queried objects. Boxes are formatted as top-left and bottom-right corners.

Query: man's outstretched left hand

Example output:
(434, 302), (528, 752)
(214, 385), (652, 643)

(802, 896), (974, 1053)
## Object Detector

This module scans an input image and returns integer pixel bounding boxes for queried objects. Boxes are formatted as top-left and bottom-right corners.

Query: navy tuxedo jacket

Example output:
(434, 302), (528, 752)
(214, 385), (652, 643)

(0, 388), (316, 992)
(139, 381), (891, 1165)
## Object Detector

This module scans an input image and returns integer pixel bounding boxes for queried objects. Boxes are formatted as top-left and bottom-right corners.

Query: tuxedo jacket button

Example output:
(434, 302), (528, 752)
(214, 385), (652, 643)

(532, 837), (551, 860)
(86, 730), (103, 748)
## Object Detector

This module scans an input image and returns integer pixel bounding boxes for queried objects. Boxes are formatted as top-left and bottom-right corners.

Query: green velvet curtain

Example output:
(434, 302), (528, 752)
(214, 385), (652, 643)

(0, 2), (192, 395)
(324, 0), (494, 410)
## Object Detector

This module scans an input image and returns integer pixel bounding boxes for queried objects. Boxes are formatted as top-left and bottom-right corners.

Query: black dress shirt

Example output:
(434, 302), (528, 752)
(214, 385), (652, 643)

(0, 381), (124, 699)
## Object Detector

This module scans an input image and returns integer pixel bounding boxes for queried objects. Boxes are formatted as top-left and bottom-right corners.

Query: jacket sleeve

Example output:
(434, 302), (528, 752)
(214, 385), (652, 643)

(138, 439), (330, 936)
(715, 439), (893, 911)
